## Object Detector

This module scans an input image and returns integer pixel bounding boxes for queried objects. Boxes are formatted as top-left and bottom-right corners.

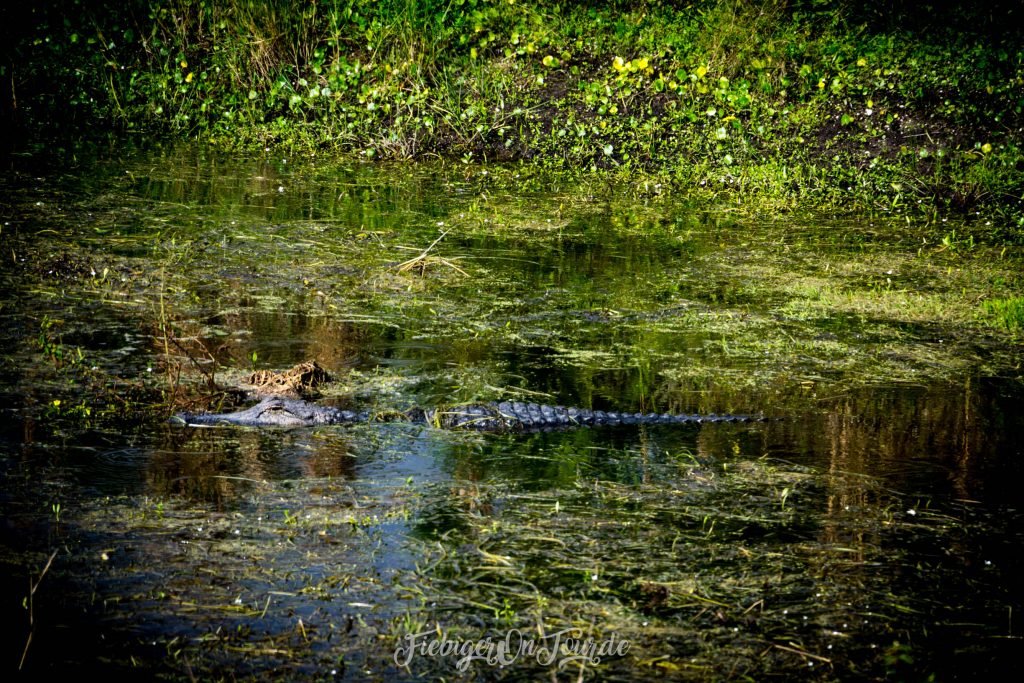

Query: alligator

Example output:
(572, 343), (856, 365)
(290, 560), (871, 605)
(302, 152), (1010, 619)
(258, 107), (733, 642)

(173, 396), (763, 432)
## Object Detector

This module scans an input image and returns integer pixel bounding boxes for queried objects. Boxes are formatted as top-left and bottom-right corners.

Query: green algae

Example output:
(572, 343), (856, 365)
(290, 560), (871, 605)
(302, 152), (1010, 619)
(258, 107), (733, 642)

(4, 147), (1022, 422)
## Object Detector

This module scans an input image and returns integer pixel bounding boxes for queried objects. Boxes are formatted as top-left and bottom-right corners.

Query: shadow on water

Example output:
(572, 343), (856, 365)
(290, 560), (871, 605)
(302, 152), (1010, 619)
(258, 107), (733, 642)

(1, 144), (1023, 679)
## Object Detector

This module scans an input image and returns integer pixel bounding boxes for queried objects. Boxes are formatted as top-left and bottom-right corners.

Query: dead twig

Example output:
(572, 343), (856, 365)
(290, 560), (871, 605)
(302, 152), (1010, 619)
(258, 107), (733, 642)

(395, 230), (468, 276)
(20, 550), (59, 670)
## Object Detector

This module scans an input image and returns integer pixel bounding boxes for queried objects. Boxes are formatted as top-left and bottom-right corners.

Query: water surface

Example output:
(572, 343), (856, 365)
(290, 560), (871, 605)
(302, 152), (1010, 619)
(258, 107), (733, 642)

(1, 144), (1022, 680)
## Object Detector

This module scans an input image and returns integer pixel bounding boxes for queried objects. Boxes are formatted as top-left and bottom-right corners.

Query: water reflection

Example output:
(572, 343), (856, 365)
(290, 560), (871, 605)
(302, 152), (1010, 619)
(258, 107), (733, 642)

(762, 379), (1024, 505)
(135, 375), (1023, 513)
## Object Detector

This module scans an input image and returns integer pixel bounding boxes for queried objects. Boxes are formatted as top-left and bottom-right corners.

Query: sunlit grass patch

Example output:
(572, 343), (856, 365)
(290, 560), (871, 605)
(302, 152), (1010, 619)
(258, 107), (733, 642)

(980, 296), (1024, 332)
(782, 286), (976, 325)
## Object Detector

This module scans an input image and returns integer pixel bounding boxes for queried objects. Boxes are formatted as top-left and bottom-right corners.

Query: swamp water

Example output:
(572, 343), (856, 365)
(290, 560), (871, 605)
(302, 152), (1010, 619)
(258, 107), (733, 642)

(1, 144), (1022, 680)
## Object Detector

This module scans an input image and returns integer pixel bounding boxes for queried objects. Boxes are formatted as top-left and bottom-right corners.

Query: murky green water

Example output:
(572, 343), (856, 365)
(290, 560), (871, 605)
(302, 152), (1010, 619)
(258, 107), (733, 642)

(2, 144), (1023, 680)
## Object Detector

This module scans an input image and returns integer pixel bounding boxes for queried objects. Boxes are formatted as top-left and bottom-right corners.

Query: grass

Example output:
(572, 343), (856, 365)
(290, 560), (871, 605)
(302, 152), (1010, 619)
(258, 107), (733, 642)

(6, 1), (1024, 226)
(981, 296), (1024, 332)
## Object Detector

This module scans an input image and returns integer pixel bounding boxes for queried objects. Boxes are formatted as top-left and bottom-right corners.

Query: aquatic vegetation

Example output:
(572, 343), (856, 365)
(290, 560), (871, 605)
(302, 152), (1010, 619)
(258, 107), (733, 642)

(1, 133), (1022, 680)
(21, 436), (1015, 680)
(3, 148), (1022, 431)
